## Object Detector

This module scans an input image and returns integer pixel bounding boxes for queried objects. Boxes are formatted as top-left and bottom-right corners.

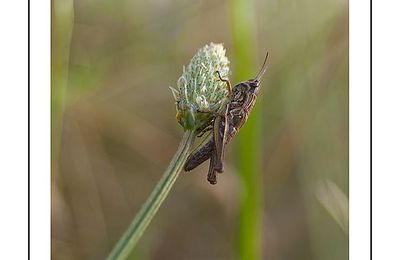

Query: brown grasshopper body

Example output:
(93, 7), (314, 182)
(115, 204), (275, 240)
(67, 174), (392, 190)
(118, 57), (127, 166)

(184, 53), (269, 184)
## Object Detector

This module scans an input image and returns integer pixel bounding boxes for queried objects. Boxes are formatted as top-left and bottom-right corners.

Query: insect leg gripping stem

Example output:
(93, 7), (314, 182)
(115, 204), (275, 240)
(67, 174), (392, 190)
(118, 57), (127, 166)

(215, 71), (232, 97)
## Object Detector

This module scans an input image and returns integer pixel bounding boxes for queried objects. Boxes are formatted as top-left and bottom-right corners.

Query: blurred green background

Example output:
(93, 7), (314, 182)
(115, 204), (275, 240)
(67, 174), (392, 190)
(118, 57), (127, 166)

(51, 0), (348, 259)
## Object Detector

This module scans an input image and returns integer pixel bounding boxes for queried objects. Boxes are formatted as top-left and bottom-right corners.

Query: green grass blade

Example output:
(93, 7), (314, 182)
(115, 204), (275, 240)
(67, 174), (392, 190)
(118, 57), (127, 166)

(229, 0), (263, 259)
(51, 0), (74, 163)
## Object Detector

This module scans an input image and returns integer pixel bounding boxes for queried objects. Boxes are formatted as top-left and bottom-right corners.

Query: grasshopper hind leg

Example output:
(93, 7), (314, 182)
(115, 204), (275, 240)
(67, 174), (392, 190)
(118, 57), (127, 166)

(207, 151), (218, 185)
(213, 103), (229, 173)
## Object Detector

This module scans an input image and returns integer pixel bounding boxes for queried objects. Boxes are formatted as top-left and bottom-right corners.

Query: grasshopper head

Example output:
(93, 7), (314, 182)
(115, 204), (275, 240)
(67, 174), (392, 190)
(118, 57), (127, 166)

(248, 79), (262, 96)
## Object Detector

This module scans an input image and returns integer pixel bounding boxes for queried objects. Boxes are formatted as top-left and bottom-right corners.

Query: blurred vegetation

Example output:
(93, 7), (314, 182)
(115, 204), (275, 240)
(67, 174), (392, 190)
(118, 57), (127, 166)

(52, 0), (348, 259)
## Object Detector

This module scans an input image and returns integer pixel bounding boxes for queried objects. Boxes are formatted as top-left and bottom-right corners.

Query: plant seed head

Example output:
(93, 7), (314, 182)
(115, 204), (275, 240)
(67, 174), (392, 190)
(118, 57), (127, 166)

(170, 43), (230, 131)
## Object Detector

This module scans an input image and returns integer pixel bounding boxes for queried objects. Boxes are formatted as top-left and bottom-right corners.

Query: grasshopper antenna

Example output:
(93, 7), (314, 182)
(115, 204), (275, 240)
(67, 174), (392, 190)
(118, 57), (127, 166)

(254, 52), (269, 82)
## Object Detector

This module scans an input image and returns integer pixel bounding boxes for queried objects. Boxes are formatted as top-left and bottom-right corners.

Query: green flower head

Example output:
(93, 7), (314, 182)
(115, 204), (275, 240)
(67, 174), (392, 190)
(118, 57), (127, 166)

(170, 43), (230, 131)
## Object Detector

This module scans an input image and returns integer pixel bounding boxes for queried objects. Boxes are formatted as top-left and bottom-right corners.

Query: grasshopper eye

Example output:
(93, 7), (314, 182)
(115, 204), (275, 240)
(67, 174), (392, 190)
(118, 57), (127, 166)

(251, 79), (260, 87)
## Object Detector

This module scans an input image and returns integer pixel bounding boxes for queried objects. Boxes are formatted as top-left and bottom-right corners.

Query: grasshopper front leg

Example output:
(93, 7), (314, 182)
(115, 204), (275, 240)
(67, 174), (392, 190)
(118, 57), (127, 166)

(197, 125), (213, 138)
(216, 71), (232, 98)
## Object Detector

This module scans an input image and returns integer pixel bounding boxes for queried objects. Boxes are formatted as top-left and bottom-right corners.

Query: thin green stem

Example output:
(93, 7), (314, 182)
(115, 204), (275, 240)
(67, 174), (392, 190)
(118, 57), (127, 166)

(52, 0), (74, 166)
(107, 130), (196, 260)
(229, 0), (263, 259)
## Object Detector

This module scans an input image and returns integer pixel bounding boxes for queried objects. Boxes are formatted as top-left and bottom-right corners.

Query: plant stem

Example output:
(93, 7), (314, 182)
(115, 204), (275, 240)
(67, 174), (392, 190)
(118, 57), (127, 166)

(230, 0), (263, 259)
(52, 0), (74, 166)
(107, 130), (196, 260)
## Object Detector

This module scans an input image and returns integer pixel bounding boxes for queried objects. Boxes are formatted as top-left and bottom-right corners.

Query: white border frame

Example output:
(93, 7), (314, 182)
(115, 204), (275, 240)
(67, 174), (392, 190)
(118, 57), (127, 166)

(30, 0), (51, 259)
(0, 1), (29, 259)
(372, 1), (400, 259)
(349, 0), (371, 259)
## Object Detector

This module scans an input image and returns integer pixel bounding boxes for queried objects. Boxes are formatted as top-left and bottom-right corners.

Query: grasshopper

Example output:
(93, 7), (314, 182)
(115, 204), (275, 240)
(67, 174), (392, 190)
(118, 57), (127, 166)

(184, 53), (269, 184)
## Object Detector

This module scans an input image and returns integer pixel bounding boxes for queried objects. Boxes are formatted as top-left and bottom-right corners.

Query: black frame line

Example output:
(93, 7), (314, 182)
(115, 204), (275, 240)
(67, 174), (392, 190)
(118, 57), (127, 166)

(370, 0), (373, 258)
(28, 0), (31, 258)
